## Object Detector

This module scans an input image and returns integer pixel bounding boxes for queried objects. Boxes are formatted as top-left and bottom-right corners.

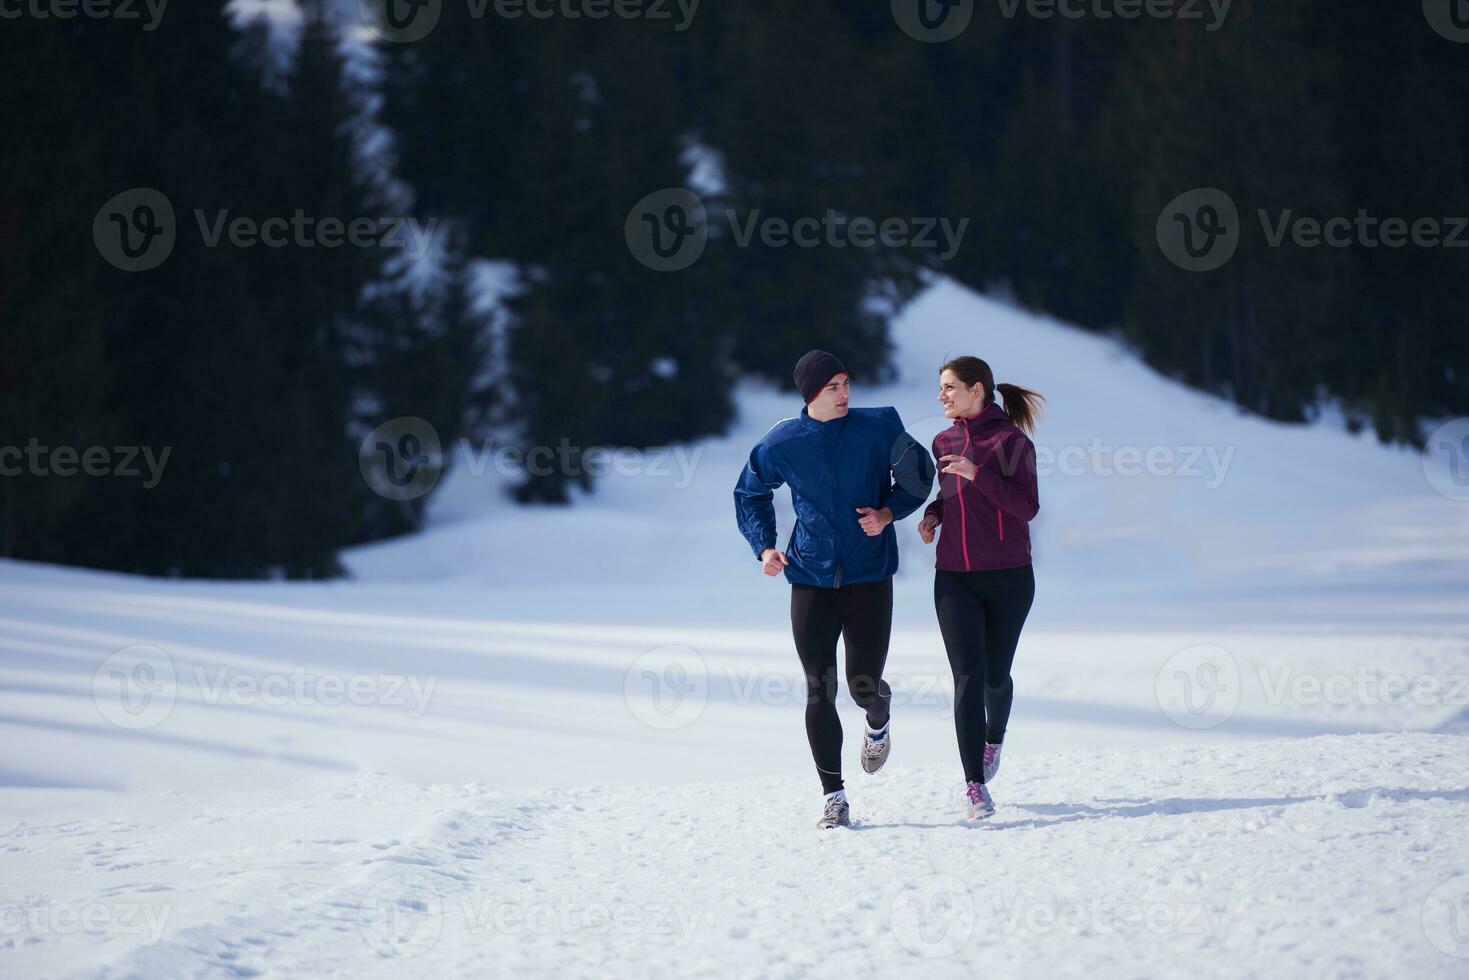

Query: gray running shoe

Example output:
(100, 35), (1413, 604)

(965, 781), (995, 820)
(861, 725), (891, 774)
(982, 742), (1003, 783)
(817, 792), (851, 829)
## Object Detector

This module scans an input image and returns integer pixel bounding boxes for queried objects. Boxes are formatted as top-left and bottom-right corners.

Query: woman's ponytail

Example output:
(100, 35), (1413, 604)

(995, 382), (1045, 436)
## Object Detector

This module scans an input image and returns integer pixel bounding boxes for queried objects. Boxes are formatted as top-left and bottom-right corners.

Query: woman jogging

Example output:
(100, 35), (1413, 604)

(917, 356), (1044, 821)
(734, 350), (935, 829)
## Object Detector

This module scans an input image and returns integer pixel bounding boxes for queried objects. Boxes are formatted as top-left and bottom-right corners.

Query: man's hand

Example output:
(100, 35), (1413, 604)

(760, 548), (790, 576)
(917, 514), (937, 544)
(856, 506), (893, 537)
(938, 454), (977, 482)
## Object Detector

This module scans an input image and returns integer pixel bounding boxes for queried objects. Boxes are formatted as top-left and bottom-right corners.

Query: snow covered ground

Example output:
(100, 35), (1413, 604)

(3, 279), (1468, 977)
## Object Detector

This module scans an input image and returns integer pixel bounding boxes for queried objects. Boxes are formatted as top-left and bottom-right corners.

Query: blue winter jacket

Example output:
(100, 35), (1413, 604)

(733, 406), (936, 587)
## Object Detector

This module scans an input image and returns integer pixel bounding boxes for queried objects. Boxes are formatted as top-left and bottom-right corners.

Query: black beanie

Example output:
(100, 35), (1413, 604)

(793, 350), (847, 404)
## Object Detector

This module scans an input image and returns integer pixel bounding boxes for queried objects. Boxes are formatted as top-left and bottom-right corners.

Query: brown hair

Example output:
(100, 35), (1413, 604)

(940, 356), (1046, 436)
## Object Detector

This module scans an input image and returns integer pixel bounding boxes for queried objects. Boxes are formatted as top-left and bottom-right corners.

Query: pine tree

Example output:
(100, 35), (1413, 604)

(699, 0), (919, 386)
(1099, 0), (1342, 420)
(377, 9), (741, 501)
(0, 20), (114, 561)
(1319, 0), (1469, 442)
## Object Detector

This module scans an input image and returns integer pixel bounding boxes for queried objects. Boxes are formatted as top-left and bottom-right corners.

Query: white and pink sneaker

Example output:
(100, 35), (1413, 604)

(965, 781), (995, 820)
(983, 742), (1003, 783)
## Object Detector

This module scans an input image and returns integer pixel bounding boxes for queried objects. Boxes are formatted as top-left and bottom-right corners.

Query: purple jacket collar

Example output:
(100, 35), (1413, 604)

(952, 402), (1010, 430)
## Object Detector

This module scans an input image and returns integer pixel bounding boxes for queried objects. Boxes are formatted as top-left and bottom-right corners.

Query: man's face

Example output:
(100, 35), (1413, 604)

(809, 373), (850, 417)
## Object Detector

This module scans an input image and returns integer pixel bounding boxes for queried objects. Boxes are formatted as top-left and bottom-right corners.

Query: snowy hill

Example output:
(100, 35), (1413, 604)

(347, 277), (1469, 632)
(2, 278), (1468, 977)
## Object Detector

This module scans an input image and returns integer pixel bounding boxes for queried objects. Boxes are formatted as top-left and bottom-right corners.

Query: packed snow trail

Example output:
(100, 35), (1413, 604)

(4, 734), (1466, 978)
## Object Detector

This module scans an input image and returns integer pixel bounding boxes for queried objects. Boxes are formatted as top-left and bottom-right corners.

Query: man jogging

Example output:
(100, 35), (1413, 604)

(733, 350), (935, 829)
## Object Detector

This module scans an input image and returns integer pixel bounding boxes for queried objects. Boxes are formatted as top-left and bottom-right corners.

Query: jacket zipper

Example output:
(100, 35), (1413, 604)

(827, 423), (844, 589)
(958, 426), (971, 571)
(997, 508), (1004, 541)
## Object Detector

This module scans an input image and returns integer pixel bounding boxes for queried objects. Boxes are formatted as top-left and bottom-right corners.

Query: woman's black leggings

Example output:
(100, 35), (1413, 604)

(934, 564), (1035, 784)
(791, 578), (894, 794)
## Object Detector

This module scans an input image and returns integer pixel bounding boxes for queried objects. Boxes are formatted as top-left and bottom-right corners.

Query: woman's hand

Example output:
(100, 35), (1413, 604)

(917, 515), (937, 544)
(938, 454), (977, 482)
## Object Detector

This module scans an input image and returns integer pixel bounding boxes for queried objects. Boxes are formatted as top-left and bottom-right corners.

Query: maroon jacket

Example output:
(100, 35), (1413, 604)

(924, 402), (1039, 572)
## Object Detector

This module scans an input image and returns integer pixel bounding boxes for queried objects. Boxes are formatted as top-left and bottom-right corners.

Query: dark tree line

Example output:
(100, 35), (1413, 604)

(2, 0), (1464, 575)
(1, 0), (488, 575)
(377, 0), (1467, 485)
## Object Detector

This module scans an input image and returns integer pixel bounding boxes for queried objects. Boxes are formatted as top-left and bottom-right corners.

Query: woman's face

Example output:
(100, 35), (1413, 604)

(938, 368), (984, 418)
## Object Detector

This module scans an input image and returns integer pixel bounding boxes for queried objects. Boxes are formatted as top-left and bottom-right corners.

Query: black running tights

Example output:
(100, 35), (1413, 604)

(934, 564), (1035, 784)
(791, 577), (894, 794)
